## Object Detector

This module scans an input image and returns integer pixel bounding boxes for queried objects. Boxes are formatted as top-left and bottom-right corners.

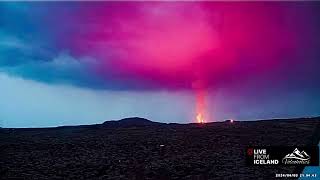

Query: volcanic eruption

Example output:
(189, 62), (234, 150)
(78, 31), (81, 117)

(195, 89), (207, 123)
(61, 2), (305, 124)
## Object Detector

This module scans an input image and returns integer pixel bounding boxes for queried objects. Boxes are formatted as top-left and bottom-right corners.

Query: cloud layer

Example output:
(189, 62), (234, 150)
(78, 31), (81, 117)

(1, 2), (319, 91)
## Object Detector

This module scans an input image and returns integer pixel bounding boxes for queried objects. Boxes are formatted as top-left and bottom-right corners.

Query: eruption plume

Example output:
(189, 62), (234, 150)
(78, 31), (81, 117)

(195, 88), (208, 123)
(192, 78), (208, 123)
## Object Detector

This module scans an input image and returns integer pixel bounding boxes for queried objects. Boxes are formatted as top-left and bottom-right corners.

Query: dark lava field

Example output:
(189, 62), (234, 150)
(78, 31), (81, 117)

(1, 117), (319, 179)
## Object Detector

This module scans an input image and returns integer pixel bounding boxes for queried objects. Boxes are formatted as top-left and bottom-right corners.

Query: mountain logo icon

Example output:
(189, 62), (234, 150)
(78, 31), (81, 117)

(282, 148), (310, 164)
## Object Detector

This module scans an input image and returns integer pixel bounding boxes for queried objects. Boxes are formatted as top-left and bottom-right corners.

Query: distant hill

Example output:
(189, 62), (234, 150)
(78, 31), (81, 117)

(102, 117), (163, 127)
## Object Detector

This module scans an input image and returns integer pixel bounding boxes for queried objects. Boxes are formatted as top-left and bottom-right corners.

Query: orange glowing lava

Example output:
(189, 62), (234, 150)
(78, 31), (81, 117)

(196, 113), (205, 123)
(195, 87), (208, 123)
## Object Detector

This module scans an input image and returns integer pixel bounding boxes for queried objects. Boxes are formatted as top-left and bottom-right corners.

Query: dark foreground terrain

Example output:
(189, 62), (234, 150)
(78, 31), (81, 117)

(1, 117), (319, 179)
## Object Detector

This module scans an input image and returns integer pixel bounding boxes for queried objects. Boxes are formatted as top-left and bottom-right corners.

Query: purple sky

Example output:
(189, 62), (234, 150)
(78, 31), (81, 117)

(0, 2), (319, 127)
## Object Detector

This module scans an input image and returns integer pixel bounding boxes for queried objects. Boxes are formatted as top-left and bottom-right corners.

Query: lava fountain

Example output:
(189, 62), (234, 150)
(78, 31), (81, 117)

(195, 88), (208, 123)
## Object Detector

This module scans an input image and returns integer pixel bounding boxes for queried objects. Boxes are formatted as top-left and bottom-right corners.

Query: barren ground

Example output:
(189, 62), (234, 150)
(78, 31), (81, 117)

(1, 117), (319, 179)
